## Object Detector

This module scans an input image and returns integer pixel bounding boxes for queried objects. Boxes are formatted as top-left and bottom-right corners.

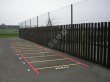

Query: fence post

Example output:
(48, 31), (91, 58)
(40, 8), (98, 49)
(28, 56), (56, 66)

(108, 22), (110, 68)
(37, 16), (38, 27)
(30, 19), (31, 28)
(71, 4), (73, 25)
(25, 21), (26, 28)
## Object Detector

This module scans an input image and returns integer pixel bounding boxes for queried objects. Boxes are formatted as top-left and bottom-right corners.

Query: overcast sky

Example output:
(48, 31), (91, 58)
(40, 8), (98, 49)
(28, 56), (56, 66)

(0, 0), (110, 25)
(0, 0), (81, 25)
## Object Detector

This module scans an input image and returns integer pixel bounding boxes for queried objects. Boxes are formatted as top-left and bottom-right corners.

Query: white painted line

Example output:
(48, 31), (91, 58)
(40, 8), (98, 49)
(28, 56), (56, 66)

(28, 69), (30, 71)
(37, 63), (80, 70)
(17, 54), (19, 55)
(22, 62), (25, 64)
(19, 57), (22, 60)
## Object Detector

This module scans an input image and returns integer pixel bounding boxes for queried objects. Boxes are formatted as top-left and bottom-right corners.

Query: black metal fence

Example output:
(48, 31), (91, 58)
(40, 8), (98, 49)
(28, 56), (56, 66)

(19, 22), (110, 68)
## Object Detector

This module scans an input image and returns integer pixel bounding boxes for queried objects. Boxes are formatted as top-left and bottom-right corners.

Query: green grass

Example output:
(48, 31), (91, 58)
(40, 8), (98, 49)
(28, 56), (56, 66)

(0, 29), (18, 34)
(0, 28), (19, 38)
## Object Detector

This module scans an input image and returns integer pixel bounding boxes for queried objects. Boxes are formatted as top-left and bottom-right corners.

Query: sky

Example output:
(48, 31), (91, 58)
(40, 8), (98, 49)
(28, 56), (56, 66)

(0, 0), (82, 25)
(0, 0), (110, 25)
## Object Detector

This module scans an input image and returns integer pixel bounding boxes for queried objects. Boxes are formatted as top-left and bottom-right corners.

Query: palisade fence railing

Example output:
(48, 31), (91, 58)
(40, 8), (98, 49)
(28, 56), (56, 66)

(19, 0), (110, 68)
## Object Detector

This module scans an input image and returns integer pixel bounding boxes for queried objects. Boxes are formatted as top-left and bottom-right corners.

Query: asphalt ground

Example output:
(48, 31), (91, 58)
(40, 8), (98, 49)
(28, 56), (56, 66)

(0, 38), (110, 82)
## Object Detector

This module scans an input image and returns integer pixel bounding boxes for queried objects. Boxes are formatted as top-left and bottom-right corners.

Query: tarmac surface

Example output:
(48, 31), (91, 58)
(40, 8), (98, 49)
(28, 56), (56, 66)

(0, 38), (110, 82)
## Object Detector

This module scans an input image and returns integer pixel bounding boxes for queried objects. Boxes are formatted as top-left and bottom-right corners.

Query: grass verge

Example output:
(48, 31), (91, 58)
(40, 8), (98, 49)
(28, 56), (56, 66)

(0, 34), (19, 38)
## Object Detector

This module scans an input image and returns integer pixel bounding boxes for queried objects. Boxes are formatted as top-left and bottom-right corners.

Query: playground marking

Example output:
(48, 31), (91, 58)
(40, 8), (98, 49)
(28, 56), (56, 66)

(19, 57), (22, 60)
(23, 47), (41, 49)
(15, 42), (24, 43)
(22, 62), (25, 64)
(37, 63), (80, 70)
(12, 44), (40, 75)
(18, 48), (43, 50)
(30, 58), (69, 63)
(21, 50), (45, 52)
(28, 69), (30, 71)
(57, 54), (90, 68)
(11, 42), (89, 75)
(25, 55), (57, 58)
(15, 45), (41, 48)
(16, 46), (39, 49)
(22, 52), (51, 54)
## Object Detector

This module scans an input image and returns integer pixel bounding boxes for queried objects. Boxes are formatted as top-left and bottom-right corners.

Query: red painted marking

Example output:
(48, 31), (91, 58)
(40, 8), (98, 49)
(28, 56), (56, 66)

(34, 43), (90, 68)
(79, 63), (90, 68)
(12, 44), (40, 75)
(58, 54), (79, 63)
(58, 54), (89, 68)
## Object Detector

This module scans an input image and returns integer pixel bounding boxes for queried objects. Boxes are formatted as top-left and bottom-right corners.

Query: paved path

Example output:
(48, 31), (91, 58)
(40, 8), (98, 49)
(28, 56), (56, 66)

(0, 38), (110, 82)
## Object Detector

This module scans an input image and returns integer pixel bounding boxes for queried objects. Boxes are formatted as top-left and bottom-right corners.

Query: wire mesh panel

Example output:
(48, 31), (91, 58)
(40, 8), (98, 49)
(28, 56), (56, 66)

(73, 0), (110, 24)
(26, 20), (30, 28)
(20, 21), (25, 28)
(31, 17), (38, 28)
(38, 13), (48, 27)
(18, 23), (21, 28)
(50, 5), (71, 25)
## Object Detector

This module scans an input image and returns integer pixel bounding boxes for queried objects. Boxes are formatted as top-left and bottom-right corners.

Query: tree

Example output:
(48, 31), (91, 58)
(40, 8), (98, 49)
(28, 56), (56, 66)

(0, 23), (8, 28)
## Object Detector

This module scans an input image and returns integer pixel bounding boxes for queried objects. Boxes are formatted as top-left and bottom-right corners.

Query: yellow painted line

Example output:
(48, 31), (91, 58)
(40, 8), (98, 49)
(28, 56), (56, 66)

(15, 44), (37, 46)
(23, 52), (50, 54)
(25, 55), (57, 58)
(15, 42), (23, 43)
(15, 46), (37, 48)
(17, 49), (43, 51)
(26, 44), (37, 46)
(17, 48), (42, 50)
(16, 43), (36, 46)
(30, 58), (69, 63)
(15, 47), (39, 49)
(22, 49), (44, 51)
(15, 44), (27, 45)
(21, 50), (44, 52)
(15, 45), (37, 47)
(37, 63), (80, 70)
(23, 48), (42, 50)
(22, 53), (38, 55)
(15, 44), (24, 45)
(15, 45), (41, 48)
(14, 43), (37, 45)
(20, 48), (42, 49)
